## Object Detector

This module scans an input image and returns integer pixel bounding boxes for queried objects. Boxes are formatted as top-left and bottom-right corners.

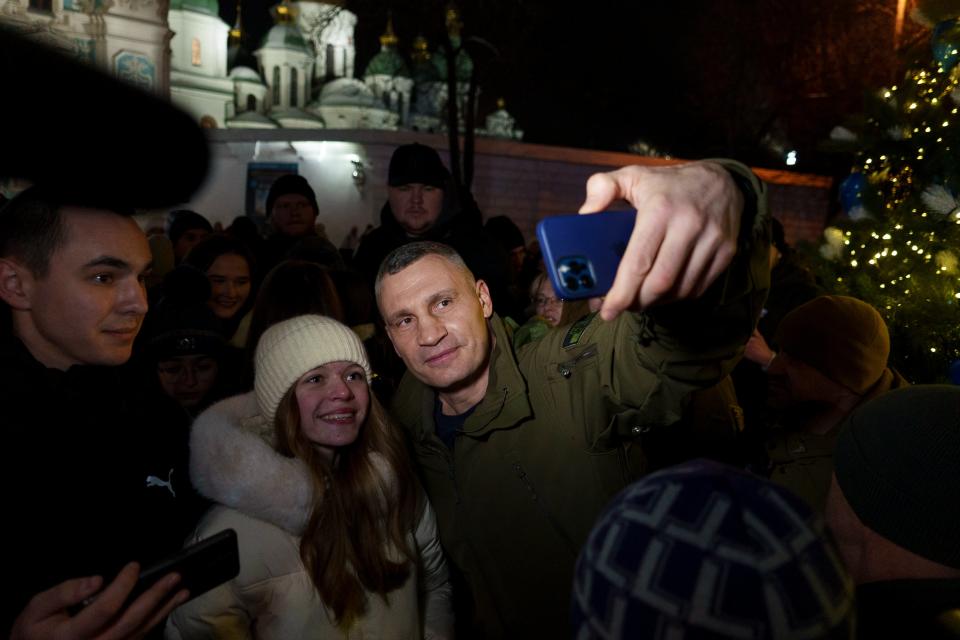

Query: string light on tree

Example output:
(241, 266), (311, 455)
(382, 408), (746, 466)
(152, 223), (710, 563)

(816, 9), (960, 382)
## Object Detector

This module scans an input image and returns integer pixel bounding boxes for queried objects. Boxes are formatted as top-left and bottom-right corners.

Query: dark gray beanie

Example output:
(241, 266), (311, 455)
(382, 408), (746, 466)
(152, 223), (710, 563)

(387, 143), (448, 188)
(265, 174), (318, 218)
(167, 209), (212, 246)
(834, 385), (960, 569)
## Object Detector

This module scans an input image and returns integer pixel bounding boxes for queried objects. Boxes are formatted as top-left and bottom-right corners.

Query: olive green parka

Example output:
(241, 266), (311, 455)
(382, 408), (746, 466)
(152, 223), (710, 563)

(391, 161), (771, 637)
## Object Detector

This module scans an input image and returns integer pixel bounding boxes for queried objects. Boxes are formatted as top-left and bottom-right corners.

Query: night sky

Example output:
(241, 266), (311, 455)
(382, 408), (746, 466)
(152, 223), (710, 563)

(221, 0), (928, 178)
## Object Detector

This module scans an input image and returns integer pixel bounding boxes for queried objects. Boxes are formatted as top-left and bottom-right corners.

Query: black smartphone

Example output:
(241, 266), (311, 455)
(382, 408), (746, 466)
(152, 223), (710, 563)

(129, 528), (239, 605)
(536, 210), (636, 300)
(70, 529), (240, 615)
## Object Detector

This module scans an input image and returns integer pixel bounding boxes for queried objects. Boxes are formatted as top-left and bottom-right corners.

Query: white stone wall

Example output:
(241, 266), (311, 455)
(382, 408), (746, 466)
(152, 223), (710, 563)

(316, 105), (398, 130)
(157, 130), (832, 253)
(159, 138), (378, 248)
(169, 74), (235, 126)
(233, 79), (267, 113)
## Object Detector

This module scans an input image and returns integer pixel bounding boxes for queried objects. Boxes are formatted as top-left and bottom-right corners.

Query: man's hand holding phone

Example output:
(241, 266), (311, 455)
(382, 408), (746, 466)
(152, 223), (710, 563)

(578, 161), (743, 321)
(11, 562), (188, 640)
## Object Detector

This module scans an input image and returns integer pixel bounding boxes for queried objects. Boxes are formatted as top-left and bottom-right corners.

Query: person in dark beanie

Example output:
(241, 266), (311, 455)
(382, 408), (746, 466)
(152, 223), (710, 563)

(745, 295), (909, 511)
(826, 385), (960, 639)
(265, 174), (318, 238)
(167, 209), (212, 264)
(353, 142), (511, 316)
(572, 459), (856, 639)
(261, 174), (340, 273)
(382, 142), (451, 235)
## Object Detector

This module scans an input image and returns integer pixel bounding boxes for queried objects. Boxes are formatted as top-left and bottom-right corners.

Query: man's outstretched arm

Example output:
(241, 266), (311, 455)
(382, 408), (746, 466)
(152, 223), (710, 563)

(579, 160), (765, 320)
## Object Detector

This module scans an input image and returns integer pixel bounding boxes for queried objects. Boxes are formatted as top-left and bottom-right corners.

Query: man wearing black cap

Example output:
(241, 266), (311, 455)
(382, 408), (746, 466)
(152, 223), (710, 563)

(261, 174), (342, 273)
(353, 143), (511, 311)
(383, 142), (450, 235)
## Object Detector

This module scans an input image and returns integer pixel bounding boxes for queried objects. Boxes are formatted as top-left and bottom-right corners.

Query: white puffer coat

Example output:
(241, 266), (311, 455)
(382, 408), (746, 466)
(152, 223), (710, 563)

(165, 392), (454, 640)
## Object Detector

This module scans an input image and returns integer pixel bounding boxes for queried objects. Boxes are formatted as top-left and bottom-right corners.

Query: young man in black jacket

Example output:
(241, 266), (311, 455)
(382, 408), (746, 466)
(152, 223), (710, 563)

(0, 188), (206, 640)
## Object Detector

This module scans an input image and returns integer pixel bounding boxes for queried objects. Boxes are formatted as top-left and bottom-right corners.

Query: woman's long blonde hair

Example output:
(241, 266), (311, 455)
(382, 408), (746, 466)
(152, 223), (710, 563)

(274, 383), (419, 628)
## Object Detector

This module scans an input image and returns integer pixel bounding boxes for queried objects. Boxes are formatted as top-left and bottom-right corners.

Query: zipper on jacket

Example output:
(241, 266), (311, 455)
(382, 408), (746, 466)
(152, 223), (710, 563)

(556, 345), (598, 378)
(512, 462), (579, 555)
(445, 386), (510, 507)
(421, 433), (462, 506)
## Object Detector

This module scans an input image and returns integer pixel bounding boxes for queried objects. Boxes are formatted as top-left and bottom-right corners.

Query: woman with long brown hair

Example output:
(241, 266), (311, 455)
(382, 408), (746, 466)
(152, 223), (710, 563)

(182, 233), (257, 345)
(167, 315), (453, 639)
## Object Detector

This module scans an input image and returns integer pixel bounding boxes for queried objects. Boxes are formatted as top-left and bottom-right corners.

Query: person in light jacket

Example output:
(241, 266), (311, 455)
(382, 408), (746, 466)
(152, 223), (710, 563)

(167, 315), (454, 639)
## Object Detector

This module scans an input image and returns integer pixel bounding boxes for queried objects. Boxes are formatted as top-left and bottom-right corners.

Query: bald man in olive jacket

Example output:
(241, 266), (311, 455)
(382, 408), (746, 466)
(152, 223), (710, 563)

(376, 160), (770, 637)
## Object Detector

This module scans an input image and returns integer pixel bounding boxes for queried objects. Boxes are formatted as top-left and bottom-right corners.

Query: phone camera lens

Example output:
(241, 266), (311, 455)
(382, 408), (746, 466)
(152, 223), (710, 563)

(564, 276), (579, 291)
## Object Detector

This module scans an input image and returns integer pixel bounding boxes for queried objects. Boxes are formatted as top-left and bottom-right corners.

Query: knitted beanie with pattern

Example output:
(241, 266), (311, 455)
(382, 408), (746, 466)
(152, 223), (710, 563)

(573, 459), (855, 639)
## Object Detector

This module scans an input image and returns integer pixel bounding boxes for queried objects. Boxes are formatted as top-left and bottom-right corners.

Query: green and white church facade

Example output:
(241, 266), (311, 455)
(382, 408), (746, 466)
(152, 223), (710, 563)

(2, 0), (521, 137)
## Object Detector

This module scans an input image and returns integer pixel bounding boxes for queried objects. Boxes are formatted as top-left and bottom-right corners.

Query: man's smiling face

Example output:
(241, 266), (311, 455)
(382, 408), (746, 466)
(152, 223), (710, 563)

(378, 254), (493, 393)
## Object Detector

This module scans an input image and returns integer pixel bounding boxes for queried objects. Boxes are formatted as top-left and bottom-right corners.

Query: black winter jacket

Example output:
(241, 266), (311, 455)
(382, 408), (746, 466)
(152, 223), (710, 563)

(0, 336), (207, 635)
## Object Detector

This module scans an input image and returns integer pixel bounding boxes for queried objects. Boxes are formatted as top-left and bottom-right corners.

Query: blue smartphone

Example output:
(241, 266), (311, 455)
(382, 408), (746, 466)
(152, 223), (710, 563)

(536, 210), (635, 300)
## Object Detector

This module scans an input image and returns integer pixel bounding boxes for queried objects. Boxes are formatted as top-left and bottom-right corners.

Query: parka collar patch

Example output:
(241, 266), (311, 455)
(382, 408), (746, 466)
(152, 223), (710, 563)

(562, 312), (598, 349)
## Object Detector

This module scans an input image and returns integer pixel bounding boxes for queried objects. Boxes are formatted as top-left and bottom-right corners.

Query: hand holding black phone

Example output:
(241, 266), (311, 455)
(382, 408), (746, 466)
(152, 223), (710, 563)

(128, 529), (239, 605)
(69, 528), (239, 616)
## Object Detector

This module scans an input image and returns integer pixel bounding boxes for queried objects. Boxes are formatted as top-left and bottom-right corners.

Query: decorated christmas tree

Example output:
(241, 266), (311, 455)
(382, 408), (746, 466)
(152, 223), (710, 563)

(813, 5), (960, 383)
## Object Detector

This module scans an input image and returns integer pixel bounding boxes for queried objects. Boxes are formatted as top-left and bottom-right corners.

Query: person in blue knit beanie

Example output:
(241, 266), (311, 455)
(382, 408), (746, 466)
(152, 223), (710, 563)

(573, 459), (855, 639)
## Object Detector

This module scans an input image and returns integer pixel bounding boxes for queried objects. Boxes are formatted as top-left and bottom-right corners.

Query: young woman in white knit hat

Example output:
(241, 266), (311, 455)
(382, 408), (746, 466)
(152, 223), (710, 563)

(166, 315), (453, 639)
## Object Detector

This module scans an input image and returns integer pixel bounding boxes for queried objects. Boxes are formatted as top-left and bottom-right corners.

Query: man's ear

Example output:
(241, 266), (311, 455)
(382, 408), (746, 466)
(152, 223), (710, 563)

(476, 279), (494, 319)
(0, 258), (33, 310)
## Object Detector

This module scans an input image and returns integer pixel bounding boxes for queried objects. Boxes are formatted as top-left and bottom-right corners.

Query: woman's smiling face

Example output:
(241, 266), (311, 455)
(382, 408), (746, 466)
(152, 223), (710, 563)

(294, 360), (369, 460)
(206, 253), (251, 320)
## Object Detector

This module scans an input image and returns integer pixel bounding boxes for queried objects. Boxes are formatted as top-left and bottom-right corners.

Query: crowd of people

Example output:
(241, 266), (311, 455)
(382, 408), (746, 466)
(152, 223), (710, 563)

(1, 130), (958, 640)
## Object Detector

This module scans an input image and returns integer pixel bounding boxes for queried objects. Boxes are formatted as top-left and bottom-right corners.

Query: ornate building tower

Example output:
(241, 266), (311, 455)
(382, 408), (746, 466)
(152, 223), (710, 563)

(255, 0), (322, 126)
(168, 0), (235, 127)
(363, 15), (413, 126)
(293, 0), (355, 89)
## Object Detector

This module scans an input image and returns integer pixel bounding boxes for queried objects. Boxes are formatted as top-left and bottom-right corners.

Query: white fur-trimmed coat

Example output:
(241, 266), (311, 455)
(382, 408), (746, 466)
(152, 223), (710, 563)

(165, 392), (454, 640)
